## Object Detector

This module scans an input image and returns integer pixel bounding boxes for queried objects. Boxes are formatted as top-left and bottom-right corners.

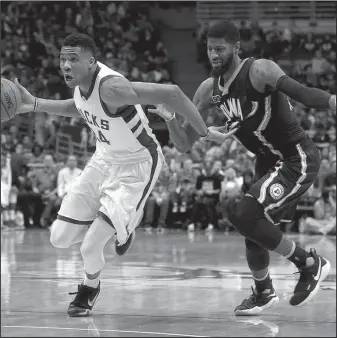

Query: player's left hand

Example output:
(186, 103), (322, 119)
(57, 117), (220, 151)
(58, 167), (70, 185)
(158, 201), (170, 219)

(14, 78), (35, 114)
(206, 125), (239, 144)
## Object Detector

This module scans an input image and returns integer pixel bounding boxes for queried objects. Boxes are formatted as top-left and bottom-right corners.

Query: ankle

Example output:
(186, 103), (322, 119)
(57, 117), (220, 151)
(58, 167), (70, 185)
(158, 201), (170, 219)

(84, 271), (100, 288)
(255, 276), (273, 293)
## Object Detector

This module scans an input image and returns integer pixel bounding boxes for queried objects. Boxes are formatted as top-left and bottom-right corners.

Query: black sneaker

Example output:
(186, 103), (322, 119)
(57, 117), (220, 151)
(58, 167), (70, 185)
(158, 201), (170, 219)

(234, 286), (279, 316)
(115, 231), (135, 256)
(67, 282), (100, 317)
(290, 248), (331, 307)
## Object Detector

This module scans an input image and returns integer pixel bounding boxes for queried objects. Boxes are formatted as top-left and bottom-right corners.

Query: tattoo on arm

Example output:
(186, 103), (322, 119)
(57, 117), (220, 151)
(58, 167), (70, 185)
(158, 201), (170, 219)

(249, 59), (286, 93)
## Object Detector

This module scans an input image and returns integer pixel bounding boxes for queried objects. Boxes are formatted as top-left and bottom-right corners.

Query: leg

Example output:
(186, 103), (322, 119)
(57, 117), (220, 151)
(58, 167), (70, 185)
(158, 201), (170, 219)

(144, 195), (156, 228)
(157, 192), (170, 229)
(204, 198), (218, 230)
(100, 154), (163, 255)
(67, 215), (116, 317)
(230, 145), (329, 308)
(80, 215), (116, 275)
(234, 238), (279, 316)
(188, 198), (203, 231)
(41, 195), (58, 225)
(50, 218), (90, 248)
(8, 187), (18, 222)
(16, 192), (34, 227)
(31, 193), (45, 227)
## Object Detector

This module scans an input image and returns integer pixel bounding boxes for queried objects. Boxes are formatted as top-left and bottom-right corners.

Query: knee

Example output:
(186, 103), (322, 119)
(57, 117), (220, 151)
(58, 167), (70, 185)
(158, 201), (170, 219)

(80, 238), (95, 259)
(245, 238), (264, 253)
(228, 196), (264, 232)
(50, 220), (73, 248)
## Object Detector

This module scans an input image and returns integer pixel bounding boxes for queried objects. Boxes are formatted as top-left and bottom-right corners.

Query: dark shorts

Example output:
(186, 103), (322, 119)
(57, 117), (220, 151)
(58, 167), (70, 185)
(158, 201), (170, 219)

(248, 139), (321, 225)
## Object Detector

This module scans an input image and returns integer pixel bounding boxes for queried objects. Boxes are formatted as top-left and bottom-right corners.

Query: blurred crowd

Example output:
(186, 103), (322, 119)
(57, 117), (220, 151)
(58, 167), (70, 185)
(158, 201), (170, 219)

(1, 1), (173, 149)
(1, 4), (335, 235)
(2, 128), (335, 236)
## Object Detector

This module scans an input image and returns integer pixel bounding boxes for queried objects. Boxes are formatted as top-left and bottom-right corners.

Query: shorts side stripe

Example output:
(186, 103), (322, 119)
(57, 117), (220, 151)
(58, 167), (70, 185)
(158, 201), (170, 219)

(264, 144), (307, 222)
(57, 215), (93, 225)
(257, 162), (283, 204)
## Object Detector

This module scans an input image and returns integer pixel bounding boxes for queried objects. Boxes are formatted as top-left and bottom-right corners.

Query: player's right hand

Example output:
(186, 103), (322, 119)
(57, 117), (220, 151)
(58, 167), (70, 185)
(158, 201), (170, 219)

(14, 78), (35, 114)
(206, 125), (238, 144)
(147, 104), (175, 122)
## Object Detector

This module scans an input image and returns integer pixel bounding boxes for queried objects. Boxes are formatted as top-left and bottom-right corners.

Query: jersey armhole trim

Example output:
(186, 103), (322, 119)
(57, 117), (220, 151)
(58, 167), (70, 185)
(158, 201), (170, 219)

(99, 75), (121, 118)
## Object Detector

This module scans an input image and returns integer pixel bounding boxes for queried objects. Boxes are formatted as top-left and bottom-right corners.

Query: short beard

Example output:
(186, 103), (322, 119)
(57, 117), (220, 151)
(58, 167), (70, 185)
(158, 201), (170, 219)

(210, 52), (234, 78)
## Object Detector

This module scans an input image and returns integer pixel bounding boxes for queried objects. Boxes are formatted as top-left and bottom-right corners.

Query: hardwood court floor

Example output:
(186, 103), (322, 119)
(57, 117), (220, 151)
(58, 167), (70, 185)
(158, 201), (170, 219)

(1, 228), (336, 337)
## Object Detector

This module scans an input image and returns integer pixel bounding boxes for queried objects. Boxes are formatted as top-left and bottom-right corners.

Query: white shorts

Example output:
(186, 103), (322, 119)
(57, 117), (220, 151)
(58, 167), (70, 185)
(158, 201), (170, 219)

(57, 151), (163, 243)
(1, 183), (10, 207)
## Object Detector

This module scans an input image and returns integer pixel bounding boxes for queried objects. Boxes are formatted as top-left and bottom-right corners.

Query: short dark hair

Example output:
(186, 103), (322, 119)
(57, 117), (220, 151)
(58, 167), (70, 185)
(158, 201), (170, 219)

(207, 20), (240, 44)
(63, 32), (96, 57)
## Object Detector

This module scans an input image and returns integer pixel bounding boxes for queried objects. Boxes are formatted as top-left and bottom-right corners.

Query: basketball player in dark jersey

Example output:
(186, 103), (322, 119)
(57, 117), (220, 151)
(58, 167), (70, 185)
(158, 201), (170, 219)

(149, 21), (336, 315)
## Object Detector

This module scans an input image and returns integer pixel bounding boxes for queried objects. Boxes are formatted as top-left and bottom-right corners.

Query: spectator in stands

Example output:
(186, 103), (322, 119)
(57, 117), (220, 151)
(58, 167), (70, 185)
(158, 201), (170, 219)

(5, 125), (20, 153)
(241, 169), (255, 194)
(171, 159), (198, 214)
(299, 185), (336, 235)
(16, 164), (44, 228)
(143, 163), (176, 232)
(1, 151), (18, 228)
(312, 50), (331, 76)
(55, 154), (82, 209)
(30, 154), (59, 226)
(21, 135), (33, 154)
(9, 143), (27, 187)
(218, 179), (241, 233)
(28, 143), (45, 164)
(188, 158), (222, 232)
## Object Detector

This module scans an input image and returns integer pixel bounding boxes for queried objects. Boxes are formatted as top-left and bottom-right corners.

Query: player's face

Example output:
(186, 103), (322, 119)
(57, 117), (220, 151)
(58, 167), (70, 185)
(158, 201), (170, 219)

(60, 46), (94, 88)
(207, 38), (235, 77)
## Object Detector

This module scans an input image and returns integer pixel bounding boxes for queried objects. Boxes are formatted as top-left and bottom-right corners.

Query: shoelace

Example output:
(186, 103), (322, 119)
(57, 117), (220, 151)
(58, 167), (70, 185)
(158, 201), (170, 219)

(246, 286), (258, 302)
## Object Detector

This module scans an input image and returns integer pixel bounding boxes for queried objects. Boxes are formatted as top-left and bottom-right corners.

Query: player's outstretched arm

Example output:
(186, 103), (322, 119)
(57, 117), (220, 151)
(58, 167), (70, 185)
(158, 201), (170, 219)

(249, 59), (336, 111)
(99, 76), (209, 138)
(14, 79), (80, 118)
(148, 78), (214, 152)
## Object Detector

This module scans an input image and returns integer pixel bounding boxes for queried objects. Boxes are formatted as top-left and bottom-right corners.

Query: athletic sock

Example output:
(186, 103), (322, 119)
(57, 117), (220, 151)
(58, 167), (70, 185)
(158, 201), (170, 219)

(84, 271), (100, 288)
(273, 236), (313, 268)
(251, 269), (273, 293)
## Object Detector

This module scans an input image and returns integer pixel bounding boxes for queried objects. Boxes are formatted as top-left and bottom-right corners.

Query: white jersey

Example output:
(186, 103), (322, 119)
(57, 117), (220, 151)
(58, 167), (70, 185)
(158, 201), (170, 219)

(73, 61), (163, 164)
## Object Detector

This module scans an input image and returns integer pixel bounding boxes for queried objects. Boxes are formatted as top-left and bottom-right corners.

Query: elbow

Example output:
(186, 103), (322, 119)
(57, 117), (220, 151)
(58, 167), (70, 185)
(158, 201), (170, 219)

(166, 84), (183, 102)
(174, 141), (193, 154)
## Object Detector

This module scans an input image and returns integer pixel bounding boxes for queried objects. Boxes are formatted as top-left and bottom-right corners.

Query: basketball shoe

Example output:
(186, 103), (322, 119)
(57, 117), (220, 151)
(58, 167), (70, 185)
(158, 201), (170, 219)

(67, 282), (100, 317)
(290, 248), (330, 306)
(234, 286), (279, 316)
(115, 231), (135, 256)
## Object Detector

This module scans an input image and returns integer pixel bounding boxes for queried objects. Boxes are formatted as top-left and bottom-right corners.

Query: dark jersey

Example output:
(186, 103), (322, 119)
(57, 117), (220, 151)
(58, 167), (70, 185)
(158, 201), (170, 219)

(211, 58), (308, 160)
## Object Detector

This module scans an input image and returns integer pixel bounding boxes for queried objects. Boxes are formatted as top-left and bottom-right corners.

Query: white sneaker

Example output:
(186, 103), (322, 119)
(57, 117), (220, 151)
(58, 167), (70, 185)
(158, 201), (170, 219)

(205, 224), (214, 232)
(180, 202), (187, 213)
(15, 212), (25, 228)
(187, 223), (195, 232)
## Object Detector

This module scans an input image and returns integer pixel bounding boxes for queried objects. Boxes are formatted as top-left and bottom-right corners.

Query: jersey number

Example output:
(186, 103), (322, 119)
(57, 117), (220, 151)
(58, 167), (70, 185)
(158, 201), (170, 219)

(93, 130), (110, 145)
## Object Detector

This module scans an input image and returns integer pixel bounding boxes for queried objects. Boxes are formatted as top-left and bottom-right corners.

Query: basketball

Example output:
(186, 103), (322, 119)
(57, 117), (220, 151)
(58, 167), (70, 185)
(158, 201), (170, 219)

(1, 78), (22, 122)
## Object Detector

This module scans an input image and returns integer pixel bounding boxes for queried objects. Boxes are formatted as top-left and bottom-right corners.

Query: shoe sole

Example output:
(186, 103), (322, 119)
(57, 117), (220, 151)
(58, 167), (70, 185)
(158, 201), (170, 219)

(234, 296), (279, 316)
(116, 232), (135, 256)
(67, 309), (92, 317)
(293, 258), (331, 307)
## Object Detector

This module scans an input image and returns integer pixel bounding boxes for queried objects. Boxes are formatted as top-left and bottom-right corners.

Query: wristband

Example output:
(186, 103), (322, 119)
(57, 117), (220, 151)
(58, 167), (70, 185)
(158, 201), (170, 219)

(33, 97), (39, 112)
(329, 95), (336, 110)
(200, 128), (210, 139)
(164, 112), (176, 122)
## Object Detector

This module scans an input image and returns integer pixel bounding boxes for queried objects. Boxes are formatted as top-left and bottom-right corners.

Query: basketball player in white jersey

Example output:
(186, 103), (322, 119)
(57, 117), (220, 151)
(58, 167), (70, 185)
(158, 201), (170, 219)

(14, 32), (229, 317)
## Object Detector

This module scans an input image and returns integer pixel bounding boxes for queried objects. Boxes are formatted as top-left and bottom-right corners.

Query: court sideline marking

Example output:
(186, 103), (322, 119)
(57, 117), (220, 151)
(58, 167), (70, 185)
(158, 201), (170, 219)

(1, 325), (208, 337)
